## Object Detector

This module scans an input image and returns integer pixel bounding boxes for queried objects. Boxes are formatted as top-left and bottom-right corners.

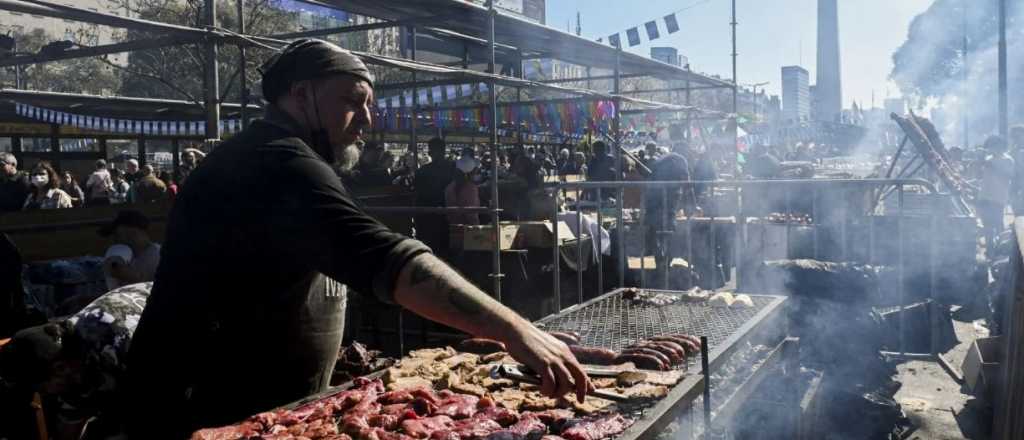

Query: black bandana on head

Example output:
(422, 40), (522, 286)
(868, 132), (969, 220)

(259, 39), (373, 163)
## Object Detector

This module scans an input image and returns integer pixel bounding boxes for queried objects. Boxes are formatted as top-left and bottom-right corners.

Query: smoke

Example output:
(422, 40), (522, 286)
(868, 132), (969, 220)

(890, 0), (1024, 144)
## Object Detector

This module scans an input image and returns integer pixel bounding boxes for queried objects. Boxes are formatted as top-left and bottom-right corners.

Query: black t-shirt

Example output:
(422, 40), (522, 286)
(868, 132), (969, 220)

(0, 173), (30, 213)
(125, 115), (430, 437)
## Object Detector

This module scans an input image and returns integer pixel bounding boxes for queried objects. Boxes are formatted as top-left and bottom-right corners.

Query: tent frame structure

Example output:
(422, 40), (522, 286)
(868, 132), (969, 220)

(0, 0), (741, 301)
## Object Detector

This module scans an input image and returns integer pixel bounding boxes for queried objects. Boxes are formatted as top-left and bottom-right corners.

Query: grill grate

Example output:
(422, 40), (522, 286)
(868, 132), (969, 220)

(537, 289), (778, 366)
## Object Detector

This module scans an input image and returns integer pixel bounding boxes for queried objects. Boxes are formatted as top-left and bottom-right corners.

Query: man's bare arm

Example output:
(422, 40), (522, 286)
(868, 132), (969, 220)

(393, 253), (592, 401)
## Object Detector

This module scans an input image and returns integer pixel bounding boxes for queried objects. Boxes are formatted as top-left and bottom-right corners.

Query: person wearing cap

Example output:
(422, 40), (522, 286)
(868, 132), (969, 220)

(445, 156), (481, 226)
(84, 159), (113, 207)
(0, 152), (31, 213)
(99, 210), (161, 290)
(124, 39), (591, 438)
(0, 282), (153, 440)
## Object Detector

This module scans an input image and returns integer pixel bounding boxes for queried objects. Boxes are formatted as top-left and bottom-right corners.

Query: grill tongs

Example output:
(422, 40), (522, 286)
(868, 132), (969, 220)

(490, 364), (631, 403)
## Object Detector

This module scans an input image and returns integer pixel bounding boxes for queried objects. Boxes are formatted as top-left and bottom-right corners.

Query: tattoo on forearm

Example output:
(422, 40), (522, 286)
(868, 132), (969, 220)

(409, 259), (488, 316)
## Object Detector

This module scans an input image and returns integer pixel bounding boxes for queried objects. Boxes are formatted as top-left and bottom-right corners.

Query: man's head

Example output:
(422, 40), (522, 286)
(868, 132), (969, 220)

(126, 159), (139, 175)
(559, 148), (570, 160)
(140, 164), (154, 177)
(182, 151), (197, 166)
(593, 141), (608, 156)
(428, 137), (446, 161)
(99, 210), (151, 247)
(95, 159), (107, 171)
(0, 152), (17, 178)
(261, 39), (374, 170)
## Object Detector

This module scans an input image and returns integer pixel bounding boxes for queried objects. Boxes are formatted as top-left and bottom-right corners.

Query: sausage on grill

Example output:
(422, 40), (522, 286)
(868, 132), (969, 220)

(569, 346), (619, 365)
(644, 341), (688, 361)
(459, 338), (507, 354)
(650, 336), (699, 355)
(613, 353), (667, 371)
(663, 334), (703, 353)
(620, 347), (672, 367)
(628, 343), (682, 365)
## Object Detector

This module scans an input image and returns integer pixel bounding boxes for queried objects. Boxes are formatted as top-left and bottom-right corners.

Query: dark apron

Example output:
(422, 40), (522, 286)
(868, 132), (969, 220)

(182, 273), (347, 433)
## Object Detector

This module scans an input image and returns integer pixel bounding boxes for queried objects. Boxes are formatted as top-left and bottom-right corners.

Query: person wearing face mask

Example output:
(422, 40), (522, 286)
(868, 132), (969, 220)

(124, 39), (592, 439)
(22, 161), (73, 210)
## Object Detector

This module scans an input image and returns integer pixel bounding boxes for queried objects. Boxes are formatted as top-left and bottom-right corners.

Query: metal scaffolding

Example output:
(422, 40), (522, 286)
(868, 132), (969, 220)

(0, 0), (739, 303)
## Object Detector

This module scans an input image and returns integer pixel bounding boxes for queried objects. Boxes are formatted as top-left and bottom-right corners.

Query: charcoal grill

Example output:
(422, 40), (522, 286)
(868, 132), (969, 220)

(536, 288), (789, 440)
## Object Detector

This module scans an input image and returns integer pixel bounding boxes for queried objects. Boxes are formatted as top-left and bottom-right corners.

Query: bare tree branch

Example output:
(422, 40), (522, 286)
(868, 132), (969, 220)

(99, 57), (204, 110)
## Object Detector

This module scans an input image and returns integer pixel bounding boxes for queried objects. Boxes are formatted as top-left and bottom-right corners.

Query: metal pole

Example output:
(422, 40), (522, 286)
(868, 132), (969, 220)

(577, 209), (584, 304)
(614, 48), (625, 288)
(553, 192), (561, 311)
(235, 0), (247, 127)
(13, 39), (21, 89)
(487, 1), (502, 301)
(997, 0), (1008, 138)
(596, 188), (604, 294)
(898, 185), (906, 355)
(410, 26), (419, 172)
(203, 0), (220, 139)
(685, 64), (692, 144)
(731, 0), (739, 178)
(962, 2), (969, 148)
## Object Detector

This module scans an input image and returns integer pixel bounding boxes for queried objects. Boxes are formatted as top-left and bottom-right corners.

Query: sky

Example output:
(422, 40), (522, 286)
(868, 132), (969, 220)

(546, 0), (935, 109)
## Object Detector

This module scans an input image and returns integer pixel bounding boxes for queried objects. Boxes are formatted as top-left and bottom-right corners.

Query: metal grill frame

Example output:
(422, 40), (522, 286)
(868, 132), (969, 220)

(536, 288), (787, 372)
(535, 288), (788, 440)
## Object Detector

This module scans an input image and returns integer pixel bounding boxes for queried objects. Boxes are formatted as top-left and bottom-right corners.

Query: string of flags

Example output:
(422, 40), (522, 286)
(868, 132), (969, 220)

(372, 100), (618, 141)
(375, 82), (491, 110)
(14, 102), (244, 136)
(603, 12), (681, 48)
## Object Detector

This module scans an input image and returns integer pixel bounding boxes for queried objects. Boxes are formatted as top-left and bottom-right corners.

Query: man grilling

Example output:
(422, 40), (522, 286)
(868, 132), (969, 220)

(124, 39), (592, 438)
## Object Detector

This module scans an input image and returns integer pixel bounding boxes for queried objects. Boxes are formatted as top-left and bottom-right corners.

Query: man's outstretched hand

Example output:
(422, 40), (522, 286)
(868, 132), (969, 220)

(393, 253), (593, 401)
(500, 321), (594, 403)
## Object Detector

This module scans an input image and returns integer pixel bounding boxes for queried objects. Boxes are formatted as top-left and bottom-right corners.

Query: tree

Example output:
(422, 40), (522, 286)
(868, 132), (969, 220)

(111, 0), (296, 107)
(0, 27), (119, 94)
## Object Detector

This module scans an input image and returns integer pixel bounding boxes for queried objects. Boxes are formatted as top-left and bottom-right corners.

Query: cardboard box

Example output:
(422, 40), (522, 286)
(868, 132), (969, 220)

(514, 221), (576, 248)
(962, 336), (1003, 399)
(450, 224), (519, 251)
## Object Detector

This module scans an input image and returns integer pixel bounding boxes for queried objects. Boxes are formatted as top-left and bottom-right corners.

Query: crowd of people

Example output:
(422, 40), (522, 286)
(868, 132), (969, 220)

(0, 150), (205, 214)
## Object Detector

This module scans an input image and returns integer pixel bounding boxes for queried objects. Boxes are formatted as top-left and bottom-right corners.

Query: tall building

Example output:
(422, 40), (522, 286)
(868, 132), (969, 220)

(651, 47), (683, 67)
(782, 66), (810, 123)
(815, 0), (842, 122)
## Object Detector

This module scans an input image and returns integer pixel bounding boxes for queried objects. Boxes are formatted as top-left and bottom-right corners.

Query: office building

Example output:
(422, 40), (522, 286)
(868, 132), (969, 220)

(815, 0), (843, 122)
(782, 66), (811, 123)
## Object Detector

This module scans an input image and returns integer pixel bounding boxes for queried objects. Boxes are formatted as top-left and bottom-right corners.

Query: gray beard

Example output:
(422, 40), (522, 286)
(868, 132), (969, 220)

(334, 143), (362, 172)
